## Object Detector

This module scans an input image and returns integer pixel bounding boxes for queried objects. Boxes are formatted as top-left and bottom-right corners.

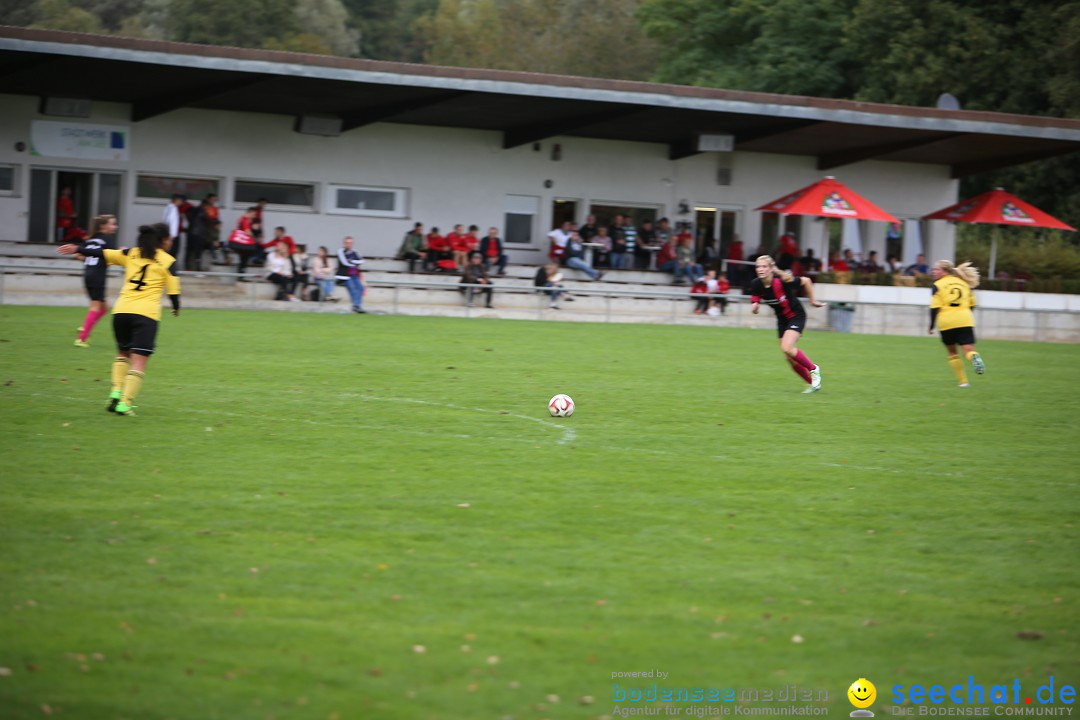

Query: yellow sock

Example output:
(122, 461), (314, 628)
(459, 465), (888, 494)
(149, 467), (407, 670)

(121, 370), (145, 406)
(110, 357), (130, 393)
(948, 356), (968, 385)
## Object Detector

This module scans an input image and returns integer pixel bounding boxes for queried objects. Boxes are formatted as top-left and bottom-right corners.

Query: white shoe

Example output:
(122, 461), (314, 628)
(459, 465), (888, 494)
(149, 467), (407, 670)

(802, 384), (820, 394)
(958, 383), (970, 388)
(809, 364), (822, 390)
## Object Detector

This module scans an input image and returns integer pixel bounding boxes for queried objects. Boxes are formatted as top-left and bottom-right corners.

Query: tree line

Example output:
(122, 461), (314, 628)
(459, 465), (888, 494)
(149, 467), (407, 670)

(2, 0), (1078, 228)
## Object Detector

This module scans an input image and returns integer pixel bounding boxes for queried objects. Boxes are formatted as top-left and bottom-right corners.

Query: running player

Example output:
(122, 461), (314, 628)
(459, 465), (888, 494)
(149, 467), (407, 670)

(749, 254), (826, 393)
(58, 223), (181, 416)
(73, 214), (118, 348)
(928, 259), (984, 387)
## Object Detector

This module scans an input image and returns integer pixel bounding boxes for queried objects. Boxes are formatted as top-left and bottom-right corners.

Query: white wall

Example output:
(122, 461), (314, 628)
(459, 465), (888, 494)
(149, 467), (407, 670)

(0, 93), (959, 263)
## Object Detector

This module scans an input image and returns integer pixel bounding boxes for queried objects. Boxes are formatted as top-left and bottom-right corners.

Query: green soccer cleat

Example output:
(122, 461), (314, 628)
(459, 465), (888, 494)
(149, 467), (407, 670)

(970, 353), (985, 374)
(114, 402), (137, 416)
(106, 391), (121, 413)
(74, 339), (90, 348)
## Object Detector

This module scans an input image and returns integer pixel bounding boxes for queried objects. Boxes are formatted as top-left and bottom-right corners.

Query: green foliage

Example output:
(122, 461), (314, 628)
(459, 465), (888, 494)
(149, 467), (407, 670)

(417, 0), (660, 80)
(167, 0), (299, 48)
(29, 0), (104, 33)
(957, 225), (1080, 283)
(345, 0), (438, 61)
(637, 0), (859, 96)
(1, 307), (1079, 717)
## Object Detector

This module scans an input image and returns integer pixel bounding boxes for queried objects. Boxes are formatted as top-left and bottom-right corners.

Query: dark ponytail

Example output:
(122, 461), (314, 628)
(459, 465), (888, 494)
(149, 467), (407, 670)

(136, 223), (167, 261)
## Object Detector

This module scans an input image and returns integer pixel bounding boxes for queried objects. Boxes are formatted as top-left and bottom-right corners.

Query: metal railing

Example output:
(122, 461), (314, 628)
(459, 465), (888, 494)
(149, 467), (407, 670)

(2, 262), (1076, 341)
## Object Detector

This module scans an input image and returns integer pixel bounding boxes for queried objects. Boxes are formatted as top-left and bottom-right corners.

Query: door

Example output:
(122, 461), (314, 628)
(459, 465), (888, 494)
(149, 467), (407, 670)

(28, 168), (123, 242)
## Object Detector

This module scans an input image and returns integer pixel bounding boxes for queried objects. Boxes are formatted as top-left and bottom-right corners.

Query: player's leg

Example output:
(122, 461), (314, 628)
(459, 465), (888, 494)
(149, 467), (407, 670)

(115, 318), (157, 416)
(961, 333), (984, 374)
(945, 344), (968, 387)
(781, 326), (820, 391)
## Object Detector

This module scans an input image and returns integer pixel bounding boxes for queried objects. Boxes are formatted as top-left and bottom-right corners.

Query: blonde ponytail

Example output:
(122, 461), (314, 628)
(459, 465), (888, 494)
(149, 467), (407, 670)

(937, 259), (980, 288)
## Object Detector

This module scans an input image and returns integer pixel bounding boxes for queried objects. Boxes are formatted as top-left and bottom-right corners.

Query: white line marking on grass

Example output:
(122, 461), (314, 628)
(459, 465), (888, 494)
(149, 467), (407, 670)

(819, 462), (963, 478)
(343, 393), (578, 445)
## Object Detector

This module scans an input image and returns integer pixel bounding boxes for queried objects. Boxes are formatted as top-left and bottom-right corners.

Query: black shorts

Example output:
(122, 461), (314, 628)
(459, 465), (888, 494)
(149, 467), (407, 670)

(113, 313), (159, 356)
(84, 281), (106, 302)
(777, 312), (807, 338)
(940, 326), (975, 346)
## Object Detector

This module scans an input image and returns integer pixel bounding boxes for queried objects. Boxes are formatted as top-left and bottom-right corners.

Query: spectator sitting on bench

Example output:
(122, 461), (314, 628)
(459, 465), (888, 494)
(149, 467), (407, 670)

(266, 240), (299, 302)
(534, 263), (574, 309)
(461, 251), (494, 308)
(563, 231), (603, 281)
(311, 246), (336, 302)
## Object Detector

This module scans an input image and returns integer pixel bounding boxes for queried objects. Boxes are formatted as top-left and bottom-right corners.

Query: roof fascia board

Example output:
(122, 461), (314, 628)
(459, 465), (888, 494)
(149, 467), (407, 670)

(4, 36), (1080, 144)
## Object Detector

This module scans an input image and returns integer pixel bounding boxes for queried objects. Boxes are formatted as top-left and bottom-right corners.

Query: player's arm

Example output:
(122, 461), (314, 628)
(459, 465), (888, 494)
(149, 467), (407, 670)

(166, 264), (182, 316)
(928, 282), (942, 333)
(800, 276), (826, 308)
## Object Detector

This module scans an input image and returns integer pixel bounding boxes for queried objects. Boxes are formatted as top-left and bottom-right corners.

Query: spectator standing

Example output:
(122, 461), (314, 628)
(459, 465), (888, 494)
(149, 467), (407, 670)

(592, 225), (613, 268)
(396, 222), (427, 273)
(56, 186), (77, 243)
(579, 214), (599, 241)
(479, 226), (508, 276)
(184, 197), (210, 271)
(202, 194), (223, 265)
(610, 214), (630, 270)
(250, 198), (268, 266)
(634, 220), (658, 270)
(163, 194), (184, 262)
(336, 236), (366, 313)
(778, 230), (799, 270)
(461, 251), (494, 308)
(726, 234), (745, 284)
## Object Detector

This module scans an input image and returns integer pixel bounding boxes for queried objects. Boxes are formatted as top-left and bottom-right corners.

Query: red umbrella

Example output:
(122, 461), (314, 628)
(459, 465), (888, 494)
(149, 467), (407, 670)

(756, 176), (900, 223)
(923, 187), (1076, 279)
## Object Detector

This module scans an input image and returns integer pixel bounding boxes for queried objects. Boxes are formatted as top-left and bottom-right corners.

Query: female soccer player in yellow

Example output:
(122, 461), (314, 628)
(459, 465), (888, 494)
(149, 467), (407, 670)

(928, 259), (985, 387)
(58, 223), (181, 415)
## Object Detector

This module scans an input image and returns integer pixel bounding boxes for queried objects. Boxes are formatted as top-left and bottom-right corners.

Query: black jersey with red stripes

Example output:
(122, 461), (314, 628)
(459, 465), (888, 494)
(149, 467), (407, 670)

(749, 276), (805, 320)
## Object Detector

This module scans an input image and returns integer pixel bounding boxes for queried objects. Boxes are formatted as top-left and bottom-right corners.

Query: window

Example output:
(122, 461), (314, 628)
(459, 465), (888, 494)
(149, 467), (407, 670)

(0, 164), (14, 195)
(327, 185), (407, 218)
(505, 194), (540, 244)
(136, 174), (218, 200)
(235, 179), (315, 209)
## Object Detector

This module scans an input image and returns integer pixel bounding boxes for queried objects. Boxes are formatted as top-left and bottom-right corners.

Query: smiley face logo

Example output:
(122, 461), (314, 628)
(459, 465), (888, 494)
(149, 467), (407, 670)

(848, 678), (877, 709)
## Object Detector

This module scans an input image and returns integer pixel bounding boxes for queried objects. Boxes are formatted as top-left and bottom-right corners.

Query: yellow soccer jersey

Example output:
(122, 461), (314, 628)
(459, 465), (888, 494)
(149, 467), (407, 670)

(930, 275), (976, 331)
(103, 248), (181, 321)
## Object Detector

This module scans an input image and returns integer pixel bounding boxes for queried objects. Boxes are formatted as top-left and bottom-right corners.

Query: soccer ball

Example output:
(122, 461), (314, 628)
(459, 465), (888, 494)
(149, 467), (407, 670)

(548, 394), (575, 417)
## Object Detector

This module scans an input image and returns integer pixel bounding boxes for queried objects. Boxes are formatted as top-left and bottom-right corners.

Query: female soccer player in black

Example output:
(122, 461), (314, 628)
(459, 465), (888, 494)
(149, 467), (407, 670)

(73, 214), (118, 348)
(749, 254), (826, 393)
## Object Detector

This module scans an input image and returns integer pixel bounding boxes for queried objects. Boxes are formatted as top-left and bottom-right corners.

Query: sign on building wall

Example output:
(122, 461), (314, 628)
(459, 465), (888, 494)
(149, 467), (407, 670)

(30, 120), (130, 161)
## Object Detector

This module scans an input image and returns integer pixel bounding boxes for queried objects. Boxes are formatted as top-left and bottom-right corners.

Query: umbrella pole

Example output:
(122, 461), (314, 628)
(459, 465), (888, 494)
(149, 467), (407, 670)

(988, 225), (999, 281)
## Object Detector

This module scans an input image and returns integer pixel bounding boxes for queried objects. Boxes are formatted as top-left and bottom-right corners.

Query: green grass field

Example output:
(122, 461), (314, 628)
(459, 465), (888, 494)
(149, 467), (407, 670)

(1, 305), (1078, 720)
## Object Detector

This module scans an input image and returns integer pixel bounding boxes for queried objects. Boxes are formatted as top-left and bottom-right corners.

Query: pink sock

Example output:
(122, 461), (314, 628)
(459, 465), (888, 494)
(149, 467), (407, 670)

(80, 308), (105, 341)
(792, 349), (816, 371)
(78, 309), (96, 341)
(787, 356), (812, 383)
